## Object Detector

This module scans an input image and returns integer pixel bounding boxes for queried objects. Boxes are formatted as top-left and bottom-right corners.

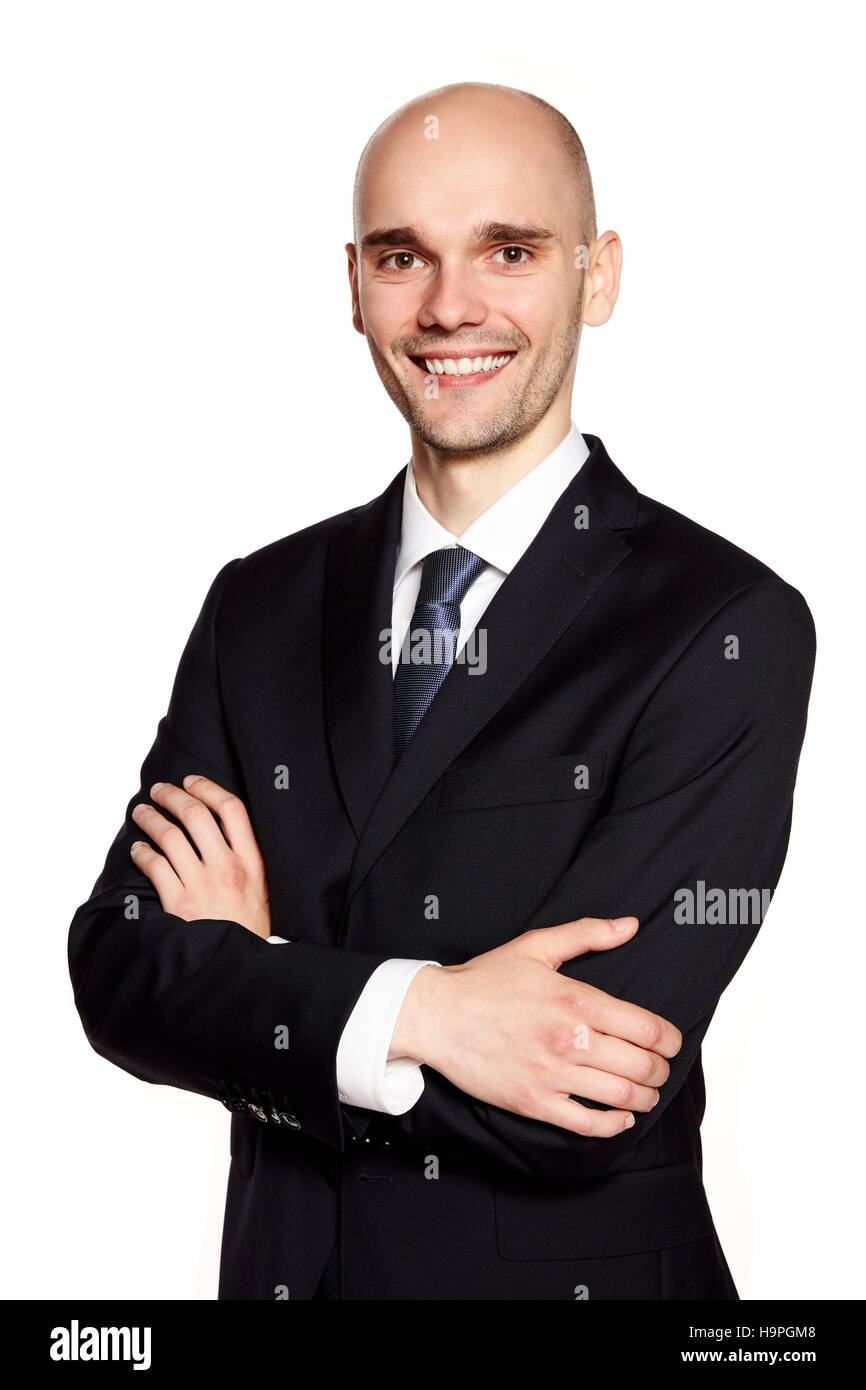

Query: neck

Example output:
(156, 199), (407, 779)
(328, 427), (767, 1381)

(410, 406), (572, 536)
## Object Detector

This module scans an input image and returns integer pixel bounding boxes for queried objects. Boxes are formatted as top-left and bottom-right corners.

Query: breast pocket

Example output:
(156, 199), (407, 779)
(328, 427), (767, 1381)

(436, 752), (606, 813)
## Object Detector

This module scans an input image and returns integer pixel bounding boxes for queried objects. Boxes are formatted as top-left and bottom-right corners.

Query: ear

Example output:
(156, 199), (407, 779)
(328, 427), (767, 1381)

(345, 241), (365, 336)
(583, 230), (623, 328)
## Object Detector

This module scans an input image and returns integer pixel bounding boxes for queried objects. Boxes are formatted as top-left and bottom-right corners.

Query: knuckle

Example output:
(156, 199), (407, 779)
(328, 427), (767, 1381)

(636, 1051), (656, 1084)
(571, 1108), (597, 1136)
(545, 1025), (577, 1055)
(517, 928), (543, 950)
(164, 826), (187, 852)
(639, 1015), (664, 1050)
(568, 987), (592, 1019)
(221, 860), (246, 891)
(612, 1078), (634, 1108)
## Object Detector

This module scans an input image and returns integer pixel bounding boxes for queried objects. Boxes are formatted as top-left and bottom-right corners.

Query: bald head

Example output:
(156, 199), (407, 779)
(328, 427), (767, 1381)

(353, 83), (597, 249)
(346, 81), (620, 460)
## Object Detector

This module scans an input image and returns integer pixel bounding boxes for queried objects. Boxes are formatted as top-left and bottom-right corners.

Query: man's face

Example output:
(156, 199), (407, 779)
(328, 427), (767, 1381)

(349, 98), (589, 455)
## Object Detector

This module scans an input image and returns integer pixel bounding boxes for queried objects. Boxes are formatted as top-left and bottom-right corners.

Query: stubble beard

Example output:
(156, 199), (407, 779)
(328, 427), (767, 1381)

(366, 286), (584, 459)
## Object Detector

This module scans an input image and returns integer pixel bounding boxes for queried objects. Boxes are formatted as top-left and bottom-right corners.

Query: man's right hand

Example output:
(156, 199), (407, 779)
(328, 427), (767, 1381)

(389, 917), (682, 1138)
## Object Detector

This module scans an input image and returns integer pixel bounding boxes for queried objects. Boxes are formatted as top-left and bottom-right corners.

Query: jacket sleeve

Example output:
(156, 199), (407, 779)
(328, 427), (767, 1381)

(383, 576), (816, 1179)
(67, 559), (391, 1151)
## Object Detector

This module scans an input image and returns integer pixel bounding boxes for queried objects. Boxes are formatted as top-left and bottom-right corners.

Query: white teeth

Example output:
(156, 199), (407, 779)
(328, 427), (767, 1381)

(419, 353), (513, 376)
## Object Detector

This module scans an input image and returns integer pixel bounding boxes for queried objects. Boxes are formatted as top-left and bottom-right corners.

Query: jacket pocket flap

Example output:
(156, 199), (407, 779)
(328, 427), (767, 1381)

(438, 753), (606, 812)
(495, 1161), (713, 1260)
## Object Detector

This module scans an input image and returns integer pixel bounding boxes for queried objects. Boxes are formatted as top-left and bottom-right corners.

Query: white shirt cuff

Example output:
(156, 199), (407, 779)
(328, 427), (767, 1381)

(266, 942), (440, 1116)
(336, 958), (440, 1114)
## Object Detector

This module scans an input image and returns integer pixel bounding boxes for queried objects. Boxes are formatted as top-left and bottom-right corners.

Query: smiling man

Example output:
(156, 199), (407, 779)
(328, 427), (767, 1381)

(68, 83), (815, 1301)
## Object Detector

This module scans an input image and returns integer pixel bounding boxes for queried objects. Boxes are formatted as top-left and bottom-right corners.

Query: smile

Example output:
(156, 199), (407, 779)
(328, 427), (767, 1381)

(408, 351), (517, 388)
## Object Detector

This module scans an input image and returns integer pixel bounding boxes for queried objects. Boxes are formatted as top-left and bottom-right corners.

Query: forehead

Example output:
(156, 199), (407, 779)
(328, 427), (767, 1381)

(355, 103), (577, 243)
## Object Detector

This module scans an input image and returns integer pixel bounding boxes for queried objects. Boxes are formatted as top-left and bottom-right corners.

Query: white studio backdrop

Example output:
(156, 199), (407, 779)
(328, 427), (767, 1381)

(1, 0), (862, 1299)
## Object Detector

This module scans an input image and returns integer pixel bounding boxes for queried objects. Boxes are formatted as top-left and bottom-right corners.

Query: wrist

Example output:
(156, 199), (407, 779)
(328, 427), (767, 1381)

(388, 963), (451, 1065)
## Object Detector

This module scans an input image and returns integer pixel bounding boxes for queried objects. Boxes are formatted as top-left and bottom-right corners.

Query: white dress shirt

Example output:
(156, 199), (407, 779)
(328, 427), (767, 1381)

(269, 422), (591, 1114)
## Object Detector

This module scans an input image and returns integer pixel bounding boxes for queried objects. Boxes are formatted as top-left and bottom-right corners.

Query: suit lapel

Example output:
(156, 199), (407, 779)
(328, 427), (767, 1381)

(323, 468), (404, 839)
(342, 433), (638, 907)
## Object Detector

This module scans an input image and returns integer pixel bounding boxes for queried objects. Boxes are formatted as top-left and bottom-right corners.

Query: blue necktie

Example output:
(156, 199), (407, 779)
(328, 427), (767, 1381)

(393, 545), (488, 756)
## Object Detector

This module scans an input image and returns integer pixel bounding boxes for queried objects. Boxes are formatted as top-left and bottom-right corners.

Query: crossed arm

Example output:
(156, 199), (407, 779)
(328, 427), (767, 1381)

(129, 771), (677, 1142)
(69, 564), (814, 1180)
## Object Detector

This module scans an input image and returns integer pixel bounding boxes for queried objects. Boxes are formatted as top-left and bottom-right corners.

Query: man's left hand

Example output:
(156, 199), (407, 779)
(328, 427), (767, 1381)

(130, 775), (271, 940)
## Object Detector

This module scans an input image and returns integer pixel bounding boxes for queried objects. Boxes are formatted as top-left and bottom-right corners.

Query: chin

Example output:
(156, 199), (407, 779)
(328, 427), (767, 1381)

(409, 412), (514, 454)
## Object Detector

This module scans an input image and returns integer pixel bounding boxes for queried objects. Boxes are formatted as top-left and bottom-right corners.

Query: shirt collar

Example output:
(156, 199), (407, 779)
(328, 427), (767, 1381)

(394, 421), (590, 591)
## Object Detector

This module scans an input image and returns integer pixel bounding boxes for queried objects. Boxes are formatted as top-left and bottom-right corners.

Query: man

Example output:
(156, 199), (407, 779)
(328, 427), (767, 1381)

(68, 83), (815, 1300)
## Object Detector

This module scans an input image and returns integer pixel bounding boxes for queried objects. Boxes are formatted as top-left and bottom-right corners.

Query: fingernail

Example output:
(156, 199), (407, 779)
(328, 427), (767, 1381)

(130, 841), (142, 852)
(150, 782), (164, 795)
(183, 775), (200, 787)
(624, 1115), (635, 1128)
(611, 916), (635, 932)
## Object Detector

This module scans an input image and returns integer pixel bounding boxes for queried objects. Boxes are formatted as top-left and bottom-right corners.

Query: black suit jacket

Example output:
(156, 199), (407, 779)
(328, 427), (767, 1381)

(68, 435), (815, 1300)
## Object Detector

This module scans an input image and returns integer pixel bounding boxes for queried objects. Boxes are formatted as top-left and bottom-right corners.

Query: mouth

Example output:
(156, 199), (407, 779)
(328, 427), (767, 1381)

(407, 350), (517, 388)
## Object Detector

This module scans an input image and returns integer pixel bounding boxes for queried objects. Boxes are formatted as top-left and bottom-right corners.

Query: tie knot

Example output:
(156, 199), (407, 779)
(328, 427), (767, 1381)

(417, 546), (487, 608)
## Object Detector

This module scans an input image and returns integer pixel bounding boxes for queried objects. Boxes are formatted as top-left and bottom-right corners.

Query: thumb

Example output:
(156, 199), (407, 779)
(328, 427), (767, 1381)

(531, 915), (639, 969)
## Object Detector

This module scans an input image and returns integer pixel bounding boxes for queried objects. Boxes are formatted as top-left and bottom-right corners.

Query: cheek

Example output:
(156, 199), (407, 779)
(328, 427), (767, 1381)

(487, 280), (563, 341)
(360, 282), (422, 341)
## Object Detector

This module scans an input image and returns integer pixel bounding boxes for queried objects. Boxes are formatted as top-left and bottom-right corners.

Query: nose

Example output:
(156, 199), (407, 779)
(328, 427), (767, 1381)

(417, 260), (489, 335)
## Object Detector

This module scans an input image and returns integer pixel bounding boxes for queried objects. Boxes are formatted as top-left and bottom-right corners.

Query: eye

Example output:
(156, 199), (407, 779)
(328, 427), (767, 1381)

(491, 246), (533, 267)
(380, 252), (427, 272)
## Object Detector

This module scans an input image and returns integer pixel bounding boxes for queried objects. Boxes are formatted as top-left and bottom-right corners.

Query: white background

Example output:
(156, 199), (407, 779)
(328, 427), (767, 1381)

(2, 0), (862, 1299)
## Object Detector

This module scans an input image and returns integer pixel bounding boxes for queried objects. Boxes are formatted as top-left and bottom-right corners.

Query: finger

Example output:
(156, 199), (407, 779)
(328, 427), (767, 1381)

(181, 775), (261, 861)
(566, 1064), (659, 1113)
(131, 801), (202, 885)
(535, 1094), (635, 1139)
(149, 781), (231, 863)
(573, 982), (682, 1060)
(579, 1028), (671, 1088)
(530, 916), (639, 969)
(130, 839), (183, 909)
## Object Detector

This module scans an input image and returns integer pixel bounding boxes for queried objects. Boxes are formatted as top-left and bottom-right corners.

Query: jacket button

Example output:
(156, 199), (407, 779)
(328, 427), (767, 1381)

(278, 1111), (301, 1129)
(220, 1097), (247, 1114)
(248, 1104), (268, 1123)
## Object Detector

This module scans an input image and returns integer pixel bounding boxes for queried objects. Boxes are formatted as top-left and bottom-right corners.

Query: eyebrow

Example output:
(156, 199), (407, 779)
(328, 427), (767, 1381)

(359, 221), (558, 253)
